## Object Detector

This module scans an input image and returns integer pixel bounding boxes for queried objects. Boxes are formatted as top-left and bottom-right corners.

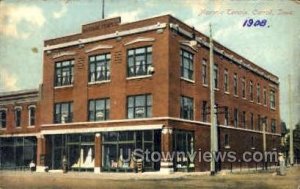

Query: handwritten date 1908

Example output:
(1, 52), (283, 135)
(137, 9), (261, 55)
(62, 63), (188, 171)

(242, 19), (269, 28)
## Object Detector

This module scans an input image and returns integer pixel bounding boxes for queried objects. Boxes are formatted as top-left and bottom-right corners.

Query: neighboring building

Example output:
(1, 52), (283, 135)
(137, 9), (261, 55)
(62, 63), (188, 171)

(0, 15), (280, 173)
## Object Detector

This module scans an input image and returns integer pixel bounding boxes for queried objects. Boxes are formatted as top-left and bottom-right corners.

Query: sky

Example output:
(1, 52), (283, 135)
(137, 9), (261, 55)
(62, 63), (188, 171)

(0, 0), (299, 128)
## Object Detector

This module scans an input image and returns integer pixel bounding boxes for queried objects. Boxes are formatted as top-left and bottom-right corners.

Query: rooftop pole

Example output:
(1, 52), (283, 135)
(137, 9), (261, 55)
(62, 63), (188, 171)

(209, 23), (217, 175)
(102, 0), (105, 19)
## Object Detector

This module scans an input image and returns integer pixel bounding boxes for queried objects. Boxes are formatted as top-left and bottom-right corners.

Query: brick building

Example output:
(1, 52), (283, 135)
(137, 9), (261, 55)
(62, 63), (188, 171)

(0, 15), (280, 173)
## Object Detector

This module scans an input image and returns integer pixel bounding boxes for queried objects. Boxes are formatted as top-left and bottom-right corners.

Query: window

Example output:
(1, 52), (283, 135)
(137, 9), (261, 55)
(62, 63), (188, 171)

(15, 108), (21, 127)
(88, 98), (110, 121)
(28, 106), (36, 126)
(127, 94), (152, 119)
(54, 102), (73, 123)
(55, 60), (74, 86)
(251, 136), (255, 148)
(213, 64), (218, 88)
(180, 49), (194, 80)
(270, 90), (276, 109)
(250, 81), (253, 101)
(233, 73), (238, 96)
(89, 53), (111, 82)
(180, 96), (194, 120)
(242, 111), (246, 128)
(202, 59), (208, 85)
(234, 108), (238, 127)
(224, 107), (229, 126)
(257, 84), (261, 103)
(224, 69), (229, 92)
(224, 134), (229, 147)
(0, 110), (6, 129)
(257, 114), (261, 130)
(242, 78), (246, 98)
(250, 113), (254, 130)
(127, 46), (152, 77)
(271, 119), (276, 133)
(202, 101), (207, 122)
(263, 88), (267, 106)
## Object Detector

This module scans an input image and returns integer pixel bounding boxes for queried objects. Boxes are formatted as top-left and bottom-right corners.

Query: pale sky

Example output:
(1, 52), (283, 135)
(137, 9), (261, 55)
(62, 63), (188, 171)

(0, 0), (299, 128)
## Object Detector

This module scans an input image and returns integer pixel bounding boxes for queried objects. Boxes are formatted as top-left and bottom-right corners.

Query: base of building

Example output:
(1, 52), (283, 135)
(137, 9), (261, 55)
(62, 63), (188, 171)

(94, 167), (102, 173)
(36, 166), (48, 172)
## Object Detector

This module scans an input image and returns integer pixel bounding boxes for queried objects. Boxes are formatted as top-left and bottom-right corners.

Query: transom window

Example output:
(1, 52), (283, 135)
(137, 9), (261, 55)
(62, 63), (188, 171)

(28, 107), (36, 126)
(180, 96), (194, 120)
(127, 46), (152, 77)
(89, 53), (111, 82)
(88, 98), (110, 121)
(54, 102), (73, 123)
(0, 110), (6, 129)
(180, 49), (194, 80)
(55, 60), (74, 86)
(15, 108), (21, 127)
(127, 94), (152, 119)
(270, 90), (276, 109)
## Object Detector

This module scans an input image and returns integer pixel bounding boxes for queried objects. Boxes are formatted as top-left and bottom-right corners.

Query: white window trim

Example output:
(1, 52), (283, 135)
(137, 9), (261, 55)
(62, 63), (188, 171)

(54, 85), (73, 89)
(127, 75), (152, 80)
(88, 80), (111, 85)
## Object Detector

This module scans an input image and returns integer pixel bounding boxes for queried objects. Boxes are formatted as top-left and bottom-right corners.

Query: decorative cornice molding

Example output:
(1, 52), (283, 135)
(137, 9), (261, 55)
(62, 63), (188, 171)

(124, 37), (155, 46)
(85, 44), (114, 53)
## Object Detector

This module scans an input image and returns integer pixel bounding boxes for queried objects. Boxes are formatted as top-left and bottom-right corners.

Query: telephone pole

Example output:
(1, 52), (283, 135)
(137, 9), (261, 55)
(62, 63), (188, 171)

(288, 74), (294, 166)
(209, 23), (218, 175)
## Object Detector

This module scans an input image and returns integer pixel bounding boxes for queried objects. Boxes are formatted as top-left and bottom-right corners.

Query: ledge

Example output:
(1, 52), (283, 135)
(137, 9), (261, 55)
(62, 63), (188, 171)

(126, 75), (152, 80)
(180, 77), (195, 83)
(88, 80), (111, 85)
(54, 85), (73, 89)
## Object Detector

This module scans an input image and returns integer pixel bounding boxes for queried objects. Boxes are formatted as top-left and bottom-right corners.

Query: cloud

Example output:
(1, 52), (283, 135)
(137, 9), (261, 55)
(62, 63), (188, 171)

(0, 2), (45, 39)
(53, 3), (68, 19)
(0, 68), (18, 92)
(107, 9), (142, 23)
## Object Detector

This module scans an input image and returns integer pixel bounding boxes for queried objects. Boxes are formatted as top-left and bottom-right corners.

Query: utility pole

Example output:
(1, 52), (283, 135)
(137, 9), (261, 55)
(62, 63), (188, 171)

(209, 23), (218, 175)
(288, 74), (294, 166)
(102, 0), (105, 19)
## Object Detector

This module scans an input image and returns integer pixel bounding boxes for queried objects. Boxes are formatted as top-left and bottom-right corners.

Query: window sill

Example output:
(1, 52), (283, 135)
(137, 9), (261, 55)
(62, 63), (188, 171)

(214, 88), (219, 91)
(202, 84), (208, 88)
(15, 127), (22, 129)
(54, 85), (73, 89)
(250, 100), (254, 103)
(127, 75), (152, 80)
(242, 97), (247, 100)
(224, 91), (230, 95)
(251, 147), (256, 150)
(0, 128), (6, 130)
(180, 77), (195, 83)
(270, 107), (276, 111)
(234, 95), (238, 98)
(88, 80), (111, 85)
(224, 145), (231, 149)
(27, 126), (35, 128)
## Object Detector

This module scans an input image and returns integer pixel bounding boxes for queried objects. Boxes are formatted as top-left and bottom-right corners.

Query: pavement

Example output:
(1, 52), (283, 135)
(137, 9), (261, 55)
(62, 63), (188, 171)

(0, 166), (299, 189)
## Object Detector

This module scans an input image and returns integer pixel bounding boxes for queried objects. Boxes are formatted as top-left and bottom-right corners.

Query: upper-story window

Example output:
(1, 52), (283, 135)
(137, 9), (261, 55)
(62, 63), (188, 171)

(234, 108), (238, 127)
(127, 46), (152, 77)
(242, 77), (246, 98)
(0, 110), (7, 129)
(271, 119), (276, 133)
(250, 80), (254, 101)
(55, 60), (74, 87)
(233, 73), (238, 96)
(270, 90), (276, 109)
(213, 64), (219, 89)
(28, 106), (36, 126)
(88, 98), (110, 121)
(224, 107), (229, 126)
(257, 84), (261, 103)
(242, 111), (246, 128)
(202, 101), (208, 122)
(89, 53), (111, 82)
(250, 113), (254, 130)
(180, 96), (194, 120)
(180, 49), (194, 80)
(257, 114), (261, 130)
(224, 69), (229, 92)
(127, 94), (152, 119)
(263, 88), (267, 106)
(14, 107), (22, 128)
(202, 59), (208, 85)
(54, 102), (73, 123)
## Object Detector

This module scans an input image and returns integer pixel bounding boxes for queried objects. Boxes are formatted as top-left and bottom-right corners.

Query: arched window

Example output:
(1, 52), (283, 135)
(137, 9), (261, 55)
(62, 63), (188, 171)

(28, 105), (36, 126)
